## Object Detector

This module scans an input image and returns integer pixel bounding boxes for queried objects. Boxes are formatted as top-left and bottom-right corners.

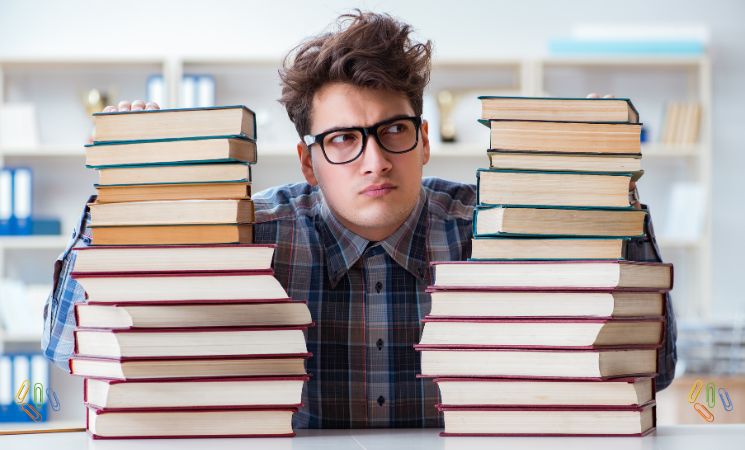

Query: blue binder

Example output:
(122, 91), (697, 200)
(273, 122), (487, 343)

(0, 353), (49, 422)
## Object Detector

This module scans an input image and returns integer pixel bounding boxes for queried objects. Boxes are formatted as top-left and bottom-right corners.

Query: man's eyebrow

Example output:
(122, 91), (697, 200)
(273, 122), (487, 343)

(313, 114), (414, 135)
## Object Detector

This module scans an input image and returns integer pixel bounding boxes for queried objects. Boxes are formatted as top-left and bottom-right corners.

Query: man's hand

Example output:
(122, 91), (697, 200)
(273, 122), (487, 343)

(102, 99), (160, 112)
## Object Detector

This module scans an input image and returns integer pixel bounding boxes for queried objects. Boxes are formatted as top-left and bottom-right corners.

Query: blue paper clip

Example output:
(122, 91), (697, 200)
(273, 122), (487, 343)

(706, 382), (716, 409)
(46, 387), (61, 412)
(719, 387), (733, 412)
(21, 403), (42, 422)
(33, 383), (44, 405)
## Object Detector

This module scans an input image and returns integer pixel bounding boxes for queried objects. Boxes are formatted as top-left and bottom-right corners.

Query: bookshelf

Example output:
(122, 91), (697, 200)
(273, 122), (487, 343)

(0, 54), (712, 346)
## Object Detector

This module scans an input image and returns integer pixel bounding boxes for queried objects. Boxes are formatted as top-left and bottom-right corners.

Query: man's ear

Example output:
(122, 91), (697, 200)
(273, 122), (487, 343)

(297, 141), (319, 186)
(420, 119), (431, 166)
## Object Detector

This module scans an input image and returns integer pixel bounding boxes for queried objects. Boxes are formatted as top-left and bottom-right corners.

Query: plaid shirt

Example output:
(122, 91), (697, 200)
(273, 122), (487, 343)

(42, 177), (676, 428)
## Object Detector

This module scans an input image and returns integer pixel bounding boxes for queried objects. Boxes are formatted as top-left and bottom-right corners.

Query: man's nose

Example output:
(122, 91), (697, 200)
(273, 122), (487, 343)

(359, 136), (393, 174)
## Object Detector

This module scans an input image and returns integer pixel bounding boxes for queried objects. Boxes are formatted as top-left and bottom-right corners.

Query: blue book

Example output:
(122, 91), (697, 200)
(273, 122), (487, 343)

(11, 167), (33, 235)
(549, 39), (705, 56)
(0, 168), (12, 235)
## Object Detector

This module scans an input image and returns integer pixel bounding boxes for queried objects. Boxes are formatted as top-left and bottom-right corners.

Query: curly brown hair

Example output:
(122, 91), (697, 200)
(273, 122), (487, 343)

(278, 10), (432, 138)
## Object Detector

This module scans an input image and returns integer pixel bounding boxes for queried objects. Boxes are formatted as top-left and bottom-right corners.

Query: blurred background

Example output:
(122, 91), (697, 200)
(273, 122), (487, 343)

(0, 0), (743, 427)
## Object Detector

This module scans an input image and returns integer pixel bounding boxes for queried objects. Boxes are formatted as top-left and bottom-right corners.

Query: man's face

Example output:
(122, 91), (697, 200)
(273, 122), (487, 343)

(297, 82), (430, 241)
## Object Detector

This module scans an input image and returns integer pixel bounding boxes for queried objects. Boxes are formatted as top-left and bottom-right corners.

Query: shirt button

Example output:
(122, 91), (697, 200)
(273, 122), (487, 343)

(376, 338), (384, 350)
(377, 396), (385, 406)
(375, 281), (383, 293)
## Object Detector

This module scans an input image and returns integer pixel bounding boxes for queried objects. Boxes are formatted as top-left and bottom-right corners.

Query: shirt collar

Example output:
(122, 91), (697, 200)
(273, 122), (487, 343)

(317, 187), (430, 287)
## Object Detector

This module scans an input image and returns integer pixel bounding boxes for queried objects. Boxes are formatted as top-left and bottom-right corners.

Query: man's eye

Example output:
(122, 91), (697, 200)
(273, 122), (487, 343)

(330, 133), (357, 144)
(382, 123), (406, 135)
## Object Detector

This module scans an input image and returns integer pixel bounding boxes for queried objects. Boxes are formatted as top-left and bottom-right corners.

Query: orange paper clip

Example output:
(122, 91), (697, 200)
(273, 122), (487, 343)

(694, 402), (714, 422)
(15, 380), (30, 404)
(21, 403), (43, 422)
(688, 379), (704, 403)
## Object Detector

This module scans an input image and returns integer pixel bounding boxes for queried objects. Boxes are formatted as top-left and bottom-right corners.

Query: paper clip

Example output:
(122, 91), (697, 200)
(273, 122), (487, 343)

(15, 379), (30, 404)
(706, 382), (716, 408)
(21, 403), (42, 422)
(688, 379), (704, 403)
(33, 383), (44, 405)
(693, 402), (714, 422)
(47, 387), (61, 412)
(719, 388), (733, 412)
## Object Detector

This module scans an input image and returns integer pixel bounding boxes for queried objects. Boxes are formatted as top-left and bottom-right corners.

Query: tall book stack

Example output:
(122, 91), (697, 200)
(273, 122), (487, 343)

(68, 106), (313, 439)
(416, 97), (674, 437)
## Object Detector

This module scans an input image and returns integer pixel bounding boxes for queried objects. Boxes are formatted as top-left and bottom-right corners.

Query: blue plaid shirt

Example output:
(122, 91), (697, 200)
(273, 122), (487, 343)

(42, 177), (677, 428)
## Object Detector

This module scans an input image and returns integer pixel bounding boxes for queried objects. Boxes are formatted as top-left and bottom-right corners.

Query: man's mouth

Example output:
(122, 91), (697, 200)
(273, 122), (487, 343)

(360, 183), (396, 198)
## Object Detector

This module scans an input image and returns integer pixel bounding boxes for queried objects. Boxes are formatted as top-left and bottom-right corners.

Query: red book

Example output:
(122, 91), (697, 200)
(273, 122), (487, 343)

(69, 353), (312, 380)
(436, 401), (656, 436)
(418, 317), (665, 349)
(86, 404), (298, 439)
(74, 325), (311, 360)
(84, 375), (309, 410)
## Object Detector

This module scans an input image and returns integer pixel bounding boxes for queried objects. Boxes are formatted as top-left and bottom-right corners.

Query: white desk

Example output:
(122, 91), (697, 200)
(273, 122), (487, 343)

(0, 426), (743, 449)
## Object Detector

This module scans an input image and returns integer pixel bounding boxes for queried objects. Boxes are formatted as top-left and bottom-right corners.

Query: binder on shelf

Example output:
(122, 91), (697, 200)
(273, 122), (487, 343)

(0, 353), (49, 422)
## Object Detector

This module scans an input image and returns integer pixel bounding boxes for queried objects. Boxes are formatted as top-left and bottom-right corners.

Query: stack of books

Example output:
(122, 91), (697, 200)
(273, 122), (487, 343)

(416, 97), (674, 437)
(68, 106), (313, 439)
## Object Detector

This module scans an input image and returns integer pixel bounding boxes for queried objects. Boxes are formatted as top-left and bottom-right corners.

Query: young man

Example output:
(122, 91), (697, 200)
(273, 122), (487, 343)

(42, 11), (677, 428)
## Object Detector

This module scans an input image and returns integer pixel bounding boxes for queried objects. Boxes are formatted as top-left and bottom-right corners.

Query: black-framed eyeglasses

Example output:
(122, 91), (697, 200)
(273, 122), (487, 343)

(303, 115), (422, 165)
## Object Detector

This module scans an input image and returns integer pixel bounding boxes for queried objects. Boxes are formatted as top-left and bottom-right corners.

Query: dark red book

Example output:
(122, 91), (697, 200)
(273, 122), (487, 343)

(70, 270), (289, 302)
(418, 317), (665, 349)
(74, 299), (312, 329)
(73, 243), (276, 274)
(74, 325), (311, 360)
(432, 376), (656, 408)
(416, 347), (658, 379)
(86, 404), (298, 439)
(84, 375), (310, 410)
(436, 401), (656, 436)
(430, 260), (673, 291)
(69, 353), (312, 380)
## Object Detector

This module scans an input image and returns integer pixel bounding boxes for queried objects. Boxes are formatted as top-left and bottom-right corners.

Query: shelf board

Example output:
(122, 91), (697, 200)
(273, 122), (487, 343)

(0, 235), (69, 250)
(657, 237), (701, 249)
(0, 145), (85, 157)
(642, 143), (704, 158)
(0, 331), (42, 343)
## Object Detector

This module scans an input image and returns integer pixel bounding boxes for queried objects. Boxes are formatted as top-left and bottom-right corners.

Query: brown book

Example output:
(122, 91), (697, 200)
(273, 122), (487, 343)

(97, 163), (251, 186)
(90, 224), (253, 246)
(426, 289), (665, 318)
(470, 237), (627, 260)
(417, 347), (658, 378)
(89, 199), (254, 226)
(473, 205), (646, 238)
(70, 354), (311, 380)
(479, 96), (639, 124)
(431, 260), (673, 291)
(96, 182), (251, 203)
(418, 317), (664, 349)
(434, 377), (654, 407)
(85, 137), (256, 167)
(488, 121), (641, 154)
(487, 150), (642, 173)
(92, 105), (256, 142)
(478, 169), (636, 208)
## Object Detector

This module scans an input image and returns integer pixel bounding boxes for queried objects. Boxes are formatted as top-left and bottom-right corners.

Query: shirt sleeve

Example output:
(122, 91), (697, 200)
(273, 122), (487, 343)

(625, 204), (678, 391)
(41, 196), (94, 372)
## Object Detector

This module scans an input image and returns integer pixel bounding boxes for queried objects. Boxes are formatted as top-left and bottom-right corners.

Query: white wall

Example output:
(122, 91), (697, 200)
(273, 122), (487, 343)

(1, 0), (744, 316)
